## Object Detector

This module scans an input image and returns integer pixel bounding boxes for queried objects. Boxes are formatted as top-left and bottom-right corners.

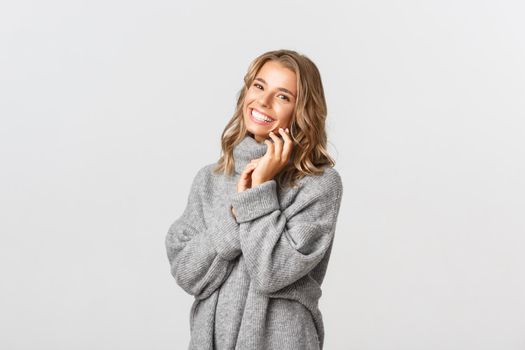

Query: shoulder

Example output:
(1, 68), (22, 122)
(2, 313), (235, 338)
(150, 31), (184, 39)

(191, 162), (219, 180)
(188, 162), (217, 192)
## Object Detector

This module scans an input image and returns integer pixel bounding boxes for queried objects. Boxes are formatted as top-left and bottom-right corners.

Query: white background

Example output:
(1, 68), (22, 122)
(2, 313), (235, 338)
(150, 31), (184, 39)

(1, 0), (524, 349)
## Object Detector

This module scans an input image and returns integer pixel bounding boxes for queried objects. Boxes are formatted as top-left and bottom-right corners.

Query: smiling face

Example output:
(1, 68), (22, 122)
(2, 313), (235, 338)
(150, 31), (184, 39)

(243, 60), (297, 142)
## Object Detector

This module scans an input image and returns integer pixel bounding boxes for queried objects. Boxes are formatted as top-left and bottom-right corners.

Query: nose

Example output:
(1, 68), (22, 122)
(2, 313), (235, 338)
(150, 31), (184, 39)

(258, 91), (272, 107)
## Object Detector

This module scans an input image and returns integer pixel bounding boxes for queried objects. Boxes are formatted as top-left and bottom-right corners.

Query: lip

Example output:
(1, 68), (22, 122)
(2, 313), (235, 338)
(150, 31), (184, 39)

(249, 107), (275, 125)
(251, 107), (274, 120)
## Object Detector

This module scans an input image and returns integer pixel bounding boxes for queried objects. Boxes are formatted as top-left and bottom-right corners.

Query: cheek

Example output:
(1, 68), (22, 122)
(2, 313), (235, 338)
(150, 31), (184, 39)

(245, 88), (257, 100)
(277, 105), (294, 122)
(243, 94), (255, 109)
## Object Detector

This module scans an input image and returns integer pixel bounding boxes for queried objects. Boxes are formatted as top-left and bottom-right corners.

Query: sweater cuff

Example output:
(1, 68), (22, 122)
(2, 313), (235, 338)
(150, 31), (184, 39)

(231, 180), (280, 223)
(207, 202), (241, 260)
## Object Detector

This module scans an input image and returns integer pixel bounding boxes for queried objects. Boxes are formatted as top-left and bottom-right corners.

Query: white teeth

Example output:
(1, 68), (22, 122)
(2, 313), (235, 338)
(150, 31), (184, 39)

(251, 109), (273, 122)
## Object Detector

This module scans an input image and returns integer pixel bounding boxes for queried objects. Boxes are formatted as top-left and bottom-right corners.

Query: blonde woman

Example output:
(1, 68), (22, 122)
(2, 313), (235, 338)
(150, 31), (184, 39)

(165, 49), (343, 350)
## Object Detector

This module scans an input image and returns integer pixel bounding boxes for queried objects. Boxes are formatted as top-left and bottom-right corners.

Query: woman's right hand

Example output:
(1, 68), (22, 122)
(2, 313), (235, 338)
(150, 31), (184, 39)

(237, 158), (260, 193)
(232, 159), (260, 219)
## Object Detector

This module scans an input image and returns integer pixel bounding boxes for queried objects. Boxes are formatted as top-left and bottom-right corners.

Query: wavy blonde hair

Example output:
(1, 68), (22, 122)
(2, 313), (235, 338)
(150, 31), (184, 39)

(213, 49), (336, 189)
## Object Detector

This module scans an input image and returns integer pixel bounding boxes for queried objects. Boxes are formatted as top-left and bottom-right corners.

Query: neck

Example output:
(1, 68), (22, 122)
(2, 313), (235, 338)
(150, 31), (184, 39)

(252, 134), (265, 143)
(233, 134), (268, 175)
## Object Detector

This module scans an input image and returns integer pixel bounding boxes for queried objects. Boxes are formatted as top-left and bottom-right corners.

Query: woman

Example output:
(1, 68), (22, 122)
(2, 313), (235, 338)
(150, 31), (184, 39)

(165, 49), (343, 350)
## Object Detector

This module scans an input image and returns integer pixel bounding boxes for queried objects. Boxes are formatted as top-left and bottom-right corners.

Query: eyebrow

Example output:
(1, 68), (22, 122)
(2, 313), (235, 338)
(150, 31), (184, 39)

(254, 78), (296, 98)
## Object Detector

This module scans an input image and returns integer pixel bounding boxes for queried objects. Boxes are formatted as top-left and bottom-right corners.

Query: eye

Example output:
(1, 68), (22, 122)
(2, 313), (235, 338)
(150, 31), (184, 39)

(253, 83), (263, 89)
(278, 94), (290, 101)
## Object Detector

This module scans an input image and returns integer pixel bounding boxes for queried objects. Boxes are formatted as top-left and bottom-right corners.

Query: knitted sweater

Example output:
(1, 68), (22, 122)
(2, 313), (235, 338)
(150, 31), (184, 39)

(165, 134), (343, 350)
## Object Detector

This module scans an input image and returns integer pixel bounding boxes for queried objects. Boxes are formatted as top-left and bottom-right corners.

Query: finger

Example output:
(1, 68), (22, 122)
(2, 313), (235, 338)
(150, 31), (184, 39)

(279, 127), (292, 143)
(243, 163), (256, 173)
(268, 130), (283, 160)
(241, 164), (255, 176)
(280, 127), (293, 163)
(264, 139), (274, 157)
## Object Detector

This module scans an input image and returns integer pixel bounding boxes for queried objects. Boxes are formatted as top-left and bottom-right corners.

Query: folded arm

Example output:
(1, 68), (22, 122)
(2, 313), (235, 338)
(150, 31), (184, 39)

(231, 169), (343, 294)
(165, 166), (241, 300)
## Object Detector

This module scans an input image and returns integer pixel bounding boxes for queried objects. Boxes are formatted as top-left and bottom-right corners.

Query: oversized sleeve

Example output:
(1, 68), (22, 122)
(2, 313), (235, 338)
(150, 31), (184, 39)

(231, 169), (343, 294)
(165, 166), (242, 300)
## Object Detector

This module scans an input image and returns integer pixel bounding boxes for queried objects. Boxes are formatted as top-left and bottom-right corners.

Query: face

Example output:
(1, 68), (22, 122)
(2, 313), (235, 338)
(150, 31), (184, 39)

(243, 60), (297, 142)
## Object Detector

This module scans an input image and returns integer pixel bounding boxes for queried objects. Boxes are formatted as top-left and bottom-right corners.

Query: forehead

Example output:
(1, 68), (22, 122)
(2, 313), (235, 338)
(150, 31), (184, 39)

(255, 61), (297, 94)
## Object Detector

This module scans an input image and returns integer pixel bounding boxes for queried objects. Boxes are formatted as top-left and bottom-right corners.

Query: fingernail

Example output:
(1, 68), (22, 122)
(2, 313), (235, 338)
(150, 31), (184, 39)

(286, 128), (289, 132)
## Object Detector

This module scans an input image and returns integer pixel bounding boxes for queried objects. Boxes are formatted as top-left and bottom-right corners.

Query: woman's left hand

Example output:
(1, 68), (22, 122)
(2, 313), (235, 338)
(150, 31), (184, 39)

(251, 127), (293, 187)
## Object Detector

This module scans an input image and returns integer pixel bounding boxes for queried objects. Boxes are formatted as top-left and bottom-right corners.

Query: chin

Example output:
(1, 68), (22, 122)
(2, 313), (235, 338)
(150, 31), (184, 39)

(244, 128), (265, 141)
(247, 130), (263, 139)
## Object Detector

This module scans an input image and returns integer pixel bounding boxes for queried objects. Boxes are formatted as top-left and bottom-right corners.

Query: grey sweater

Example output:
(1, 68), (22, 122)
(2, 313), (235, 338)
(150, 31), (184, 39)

(165, 135), (343, 350)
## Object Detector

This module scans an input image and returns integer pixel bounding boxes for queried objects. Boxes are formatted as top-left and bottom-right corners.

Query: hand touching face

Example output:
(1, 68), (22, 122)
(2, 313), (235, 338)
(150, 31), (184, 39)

(236, 127), (292, 193)
(251, 127), (292, 187)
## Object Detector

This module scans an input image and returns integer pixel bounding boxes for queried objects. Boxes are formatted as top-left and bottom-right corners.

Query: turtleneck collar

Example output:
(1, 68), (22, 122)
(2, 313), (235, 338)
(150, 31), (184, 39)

(233, 134), (268, 175)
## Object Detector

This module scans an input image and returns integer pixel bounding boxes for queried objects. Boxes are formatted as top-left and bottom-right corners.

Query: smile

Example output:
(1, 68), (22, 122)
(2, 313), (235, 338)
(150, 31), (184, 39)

(250, 108), (274, 124)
